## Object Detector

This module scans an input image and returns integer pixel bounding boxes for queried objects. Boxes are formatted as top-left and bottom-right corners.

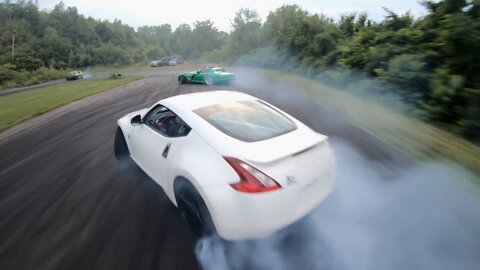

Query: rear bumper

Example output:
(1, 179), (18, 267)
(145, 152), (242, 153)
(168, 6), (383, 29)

(202, 169), (334, 240)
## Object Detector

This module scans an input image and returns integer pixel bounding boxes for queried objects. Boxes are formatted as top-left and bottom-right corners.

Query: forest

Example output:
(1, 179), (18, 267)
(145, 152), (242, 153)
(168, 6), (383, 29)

(0, 0), (479, 143)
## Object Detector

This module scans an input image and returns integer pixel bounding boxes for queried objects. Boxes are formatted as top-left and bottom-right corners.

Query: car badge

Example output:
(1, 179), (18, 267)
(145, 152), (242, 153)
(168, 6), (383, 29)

(286, 175), (297, 185)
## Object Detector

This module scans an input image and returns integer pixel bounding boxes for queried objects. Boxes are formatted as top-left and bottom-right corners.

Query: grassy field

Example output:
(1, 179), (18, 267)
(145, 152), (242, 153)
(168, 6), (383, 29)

(0, 77), (141, 132)
(254, 69), (480, 176)
(0, 67), (70, 91)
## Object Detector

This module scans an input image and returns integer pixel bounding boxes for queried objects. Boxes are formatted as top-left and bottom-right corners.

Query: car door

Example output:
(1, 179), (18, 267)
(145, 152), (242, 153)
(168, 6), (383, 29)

(130, 104), (191, 187)
(192, 68), (207, 83)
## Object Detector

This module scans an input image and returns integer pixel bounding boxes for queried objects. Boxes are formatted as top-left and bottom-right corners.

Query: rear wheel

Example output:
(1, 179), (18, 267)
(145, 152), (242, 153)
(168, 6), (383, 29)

(175, 180), (215, 236)
(114, 128), (130, 161)
(204, 76), (213, 86)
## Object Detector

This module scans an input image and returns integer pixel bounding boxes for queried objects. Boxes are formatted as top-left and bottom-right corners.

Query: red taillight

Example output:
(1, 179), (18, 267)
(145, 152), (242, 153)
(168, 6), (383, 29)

(224, 157), (281, 193)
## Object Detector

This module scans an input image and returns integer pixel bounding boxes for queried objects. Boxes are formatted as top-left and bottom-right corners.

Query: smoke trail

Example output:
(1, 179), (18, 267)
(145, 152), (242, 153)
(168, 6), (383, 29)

(195, 139), (480, 270)
(83, 68), (92, 79)
(194, 58), (480, 270)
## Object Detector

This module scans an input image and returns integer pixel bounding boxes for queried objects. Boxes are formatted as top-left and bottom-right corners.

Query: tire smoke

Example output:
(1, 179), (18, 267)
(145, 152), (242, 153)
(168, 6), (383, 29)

(195, 69), (480, 270)
(195, 139), (480, 270)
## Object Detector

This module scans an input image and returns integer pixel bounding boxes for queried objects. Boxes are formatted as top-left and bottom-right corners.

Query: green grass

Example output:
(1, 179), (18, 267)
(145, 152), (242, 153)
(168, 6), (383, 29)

(0, 66), (70, 91)
(254, 69), (480, 176)
(0, 77), (141, 132)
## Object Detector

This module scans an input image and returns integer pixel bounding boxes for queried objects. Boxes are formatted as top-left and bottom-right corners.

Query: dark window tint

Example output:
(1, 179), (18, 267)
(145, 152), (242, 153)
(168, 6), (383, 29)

(195, 100), (296, 142)
(144, 105), (191, 137)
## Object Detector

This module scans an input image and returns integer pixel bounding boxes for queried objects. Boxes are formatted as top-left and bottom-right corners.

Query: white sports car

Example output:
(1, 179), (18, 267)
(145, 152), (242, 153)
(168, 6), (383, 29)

(115, 91), (335, 240)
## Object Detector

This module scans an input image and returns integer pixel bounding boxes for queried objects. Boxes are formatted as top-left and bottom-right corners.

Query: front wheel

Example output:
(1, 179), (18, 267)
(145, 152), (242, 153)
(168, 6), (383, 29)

(179, 76), (187, 84)
(204, 76), (213, 86)
(176, 181), (216, 237)
(114, 128), (130, 161)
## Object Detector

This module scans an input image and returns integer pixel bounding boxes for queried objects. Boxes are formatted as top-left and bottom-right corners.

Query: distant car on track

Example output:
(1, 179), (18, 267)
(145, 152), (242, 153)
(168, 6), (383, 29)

(114, 91), (335, 240)
(66, 71), (83, 81)
(151, 57), (171, 67)
(171, 55), (183, 64)
(178, 67), (235, 86)
(150, 60), (161, 67)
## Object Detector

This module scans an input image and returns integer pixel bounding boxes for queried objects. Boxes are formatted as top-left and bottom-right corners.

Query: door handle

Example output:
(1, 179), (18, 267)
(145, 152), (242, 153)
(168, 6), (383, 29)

(162, 143), (171, 158)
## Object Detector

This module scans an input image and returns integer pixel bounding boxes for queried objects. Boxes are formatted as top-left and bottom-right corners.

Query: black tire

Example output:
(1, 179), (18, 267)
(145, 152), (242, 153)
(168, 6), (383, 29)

(204, 76), (213, 86)
(114, 127), (130, 161)
(179, 76), (187, 84)
(175, 180), (216, 237)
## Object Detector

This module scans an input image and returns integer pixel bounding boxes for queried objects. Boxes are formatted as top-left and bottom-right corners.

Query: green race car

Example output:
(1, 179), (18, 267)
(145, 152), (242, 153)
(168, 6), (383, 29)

(66, 71), (84, 81)
(178, 67), (235, 86)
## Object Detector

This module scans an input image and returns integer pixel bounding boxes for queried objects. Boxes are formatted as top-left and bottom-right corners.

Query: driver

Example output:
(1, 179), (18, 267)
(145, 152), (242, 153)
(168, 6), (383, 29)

(155, 115), (176, 134)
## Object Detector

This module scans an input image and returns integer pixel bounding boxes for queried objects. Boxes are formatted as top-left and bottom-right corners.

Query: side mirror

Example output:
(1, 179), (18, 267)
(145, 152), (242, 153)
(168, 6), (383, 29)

(197, 70), (201, 74)
(131, 114), (142, 125)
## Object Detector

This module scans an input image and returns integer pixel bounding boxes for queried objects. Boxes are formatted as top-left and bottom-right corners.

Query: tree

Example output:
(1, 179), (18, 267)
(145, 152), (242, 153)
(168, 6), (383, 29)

(189, 20), (225, 59)
(376, 54), (431, 106)
(228, 8), (262, 58)
(137, 24), (172, 53)
(170, 24), (192, 57)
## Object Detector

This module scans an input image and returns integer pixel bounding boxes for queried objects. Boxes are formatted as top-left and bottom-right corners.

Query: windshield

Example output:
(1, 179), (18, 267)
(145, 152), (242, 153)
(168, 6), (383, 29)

(195, 100), (297, 142)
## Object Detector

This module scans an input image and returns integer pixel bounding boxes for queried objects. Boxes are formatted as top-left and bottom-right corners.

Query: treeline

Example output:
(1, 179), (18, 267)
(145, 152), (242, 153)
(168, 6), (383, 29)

(0, 0), (227, 87)
(203, 1), (479, 143)
(0, 0), (478, 142)
(138, 21), (227, 60)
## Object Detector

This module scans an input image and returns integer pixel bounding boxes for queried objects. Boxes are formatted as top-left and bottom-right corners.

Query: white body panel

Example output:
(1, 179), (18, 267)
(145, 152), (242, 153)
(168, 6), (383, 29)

(203, 164), (334, 240)
(117, 91), (335, 240)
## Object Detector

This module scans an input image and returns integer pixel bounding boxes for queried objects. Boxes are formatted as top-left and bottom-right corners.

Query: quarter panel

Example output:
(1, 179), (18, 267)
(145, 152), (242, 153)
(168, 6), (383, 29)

(165, 130), (238, 206)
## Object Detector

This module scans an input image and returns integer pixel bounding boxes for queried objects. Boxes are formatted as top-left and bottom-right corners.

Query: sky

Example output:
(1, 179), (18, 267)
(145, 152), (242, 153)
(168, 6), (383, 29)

(38, 0), (428, 32)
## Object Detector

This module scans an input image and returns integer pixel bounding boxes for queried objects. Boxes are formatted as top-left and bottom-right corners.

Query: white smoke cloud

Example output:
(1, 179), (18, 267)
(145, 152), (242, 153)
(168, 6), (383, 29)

(195, 138), (480, 270)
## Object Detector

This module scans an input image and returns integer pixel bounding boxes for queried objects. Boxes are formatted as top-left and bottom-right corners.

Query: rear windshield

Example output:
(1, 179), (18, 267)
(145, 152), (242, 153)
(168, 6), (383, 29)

(195, 100), (297, 142)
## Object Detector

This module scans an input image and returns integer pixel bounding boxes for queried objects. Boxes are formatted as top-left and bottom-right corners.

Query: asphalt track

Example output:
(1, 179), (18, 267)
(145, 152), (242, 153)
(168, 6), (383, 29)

(0, 70), (413, 270)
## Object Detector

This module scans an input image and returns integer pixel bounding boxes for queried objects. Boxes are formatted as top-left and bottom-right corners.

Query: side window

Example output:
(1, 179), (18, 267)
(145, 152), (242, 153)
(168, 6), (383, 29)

(143, 105), (170, 126)
(143, 105), (191, 137)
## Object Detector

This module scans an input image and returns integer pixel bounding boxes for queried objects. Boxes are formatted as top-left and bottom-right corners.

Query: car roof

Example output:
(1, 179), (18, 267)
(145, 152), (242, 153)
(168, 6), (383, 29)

(160, 91), (256, 111)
